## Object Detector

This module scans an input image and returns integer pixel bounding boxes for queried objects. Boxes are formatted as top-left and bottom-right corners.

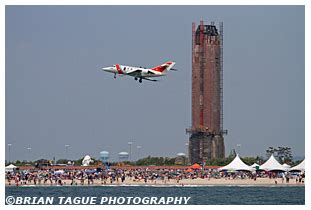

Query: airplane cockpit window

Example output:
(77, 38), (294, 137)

(113, 65), (116, 67)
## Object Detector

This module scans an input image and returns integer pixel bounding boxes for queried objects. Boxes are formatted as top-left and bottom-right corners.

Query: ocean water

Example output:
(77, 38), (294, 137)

(5, 185), (305, 205)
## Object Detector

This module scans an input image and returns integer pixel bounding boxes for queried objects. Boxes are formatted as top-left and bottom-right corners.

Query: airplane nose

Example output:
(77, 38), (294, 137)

(102, 67), (110, 72)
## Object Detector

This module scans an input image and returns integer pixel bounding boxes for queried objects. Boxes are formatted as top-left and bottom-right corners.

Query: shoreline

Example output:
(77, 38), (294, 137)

(5, 184), (305, 187)
(5, 177), (305, 187)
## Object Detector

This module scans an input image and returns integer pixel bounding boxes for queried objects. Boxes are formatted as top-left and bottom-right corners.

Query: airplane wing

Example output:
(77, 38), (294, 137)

(126, 69), (142, 77)
(126, 69), (158, 82)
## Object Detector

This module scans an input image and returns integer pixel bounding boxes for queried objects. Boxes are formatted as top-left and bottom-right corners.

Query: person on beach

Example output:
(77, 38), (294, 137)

(282, 173), (285, 183)
(80, 175), (85, 185)
(121, 174), (125, 183)
(5, 166), (306, 186)
(14, 173), (20, 186)
(6, 172), (11, 185)
(286, 173), (290, 184)
(70, 177), (75, 185)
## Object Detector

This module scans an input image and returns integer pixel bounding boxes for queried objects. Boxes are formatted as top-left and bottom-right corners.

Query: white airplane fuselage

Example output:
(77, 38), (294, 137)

(102, 61), (176, 82)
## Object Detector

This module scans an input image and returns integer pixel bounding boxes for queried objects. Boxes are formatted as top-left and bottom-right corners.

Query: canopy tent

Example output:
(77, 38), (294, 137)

(290, 160), (305, 172)
(218, 154), (253, 171)
(5, 164), (17, 172)
(54, 170), (65, 175)
(282, 163), (291, 169)
(190, 163), (201, 169)
(251, 163), (259, 168)
(82, 155), (93, 166)
(259, 154), (287, 171)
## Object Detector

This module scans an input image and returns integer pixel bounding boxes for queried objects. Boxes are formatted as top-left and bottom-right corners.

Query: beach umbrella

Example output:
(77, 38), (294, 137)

(186, 168), (193, 172)
(191, 163), (201, 169)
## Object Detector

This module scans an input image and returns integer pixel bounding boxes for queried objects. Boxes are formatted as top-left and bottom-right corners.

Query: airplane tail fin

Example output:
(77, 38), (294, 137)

(151, 61), (176, 73)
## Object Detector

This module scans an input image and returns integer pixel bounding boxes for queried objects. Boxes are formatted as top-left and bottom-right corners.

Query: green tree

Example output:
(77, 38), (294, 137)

(56, 159), (69, 164)
(136, 156), (176, 166)
(265, 146), (293, 164)
(14, 160), (22, 166)
(206, 157), (234, 166)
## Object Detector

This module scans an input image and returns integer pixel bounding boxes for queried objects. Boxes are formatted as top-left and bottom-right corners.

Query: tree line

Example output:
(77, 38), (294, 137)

(6, 146), (302, 167)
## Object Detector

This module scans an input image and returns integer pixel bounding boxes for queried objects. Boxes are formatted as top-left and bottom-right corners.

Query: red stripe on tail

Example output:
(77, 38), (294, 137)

(151, 62), (172, 73)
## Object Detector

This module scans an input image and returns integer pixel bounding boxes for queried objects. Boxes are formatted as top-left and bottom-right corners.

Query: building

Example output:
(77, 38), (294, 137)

(187, 21), (227, 164)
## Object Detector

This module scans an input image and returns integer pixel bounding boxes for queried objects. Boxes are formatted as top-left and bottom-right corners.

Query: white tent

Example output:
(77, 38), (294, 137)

(218, 154), (253, 171)
(5, 164), (17, 172)
(82, 155), (93, 166)
(290, 160), (305, 172)
(54, 170), (65, 175)
(259, 155), (287, 171)
(282, 163), (291, 169)
(251, 163), (259, 168)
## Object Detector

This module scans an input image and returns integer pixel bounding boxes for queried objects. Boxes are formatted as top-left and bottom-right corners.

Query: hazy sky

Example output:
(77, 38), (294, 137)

(6, 6), (304, 161)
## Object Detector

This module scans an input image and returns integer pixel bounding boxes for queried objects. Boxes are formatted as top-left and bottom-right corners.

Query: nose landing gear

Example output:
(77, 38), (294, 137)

(114, 73), (116, 79)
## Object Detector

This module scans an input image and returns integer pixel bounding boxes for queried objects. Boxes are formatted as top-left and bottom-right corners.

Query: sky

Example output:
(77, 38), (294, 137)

(5, 6), (305, 162)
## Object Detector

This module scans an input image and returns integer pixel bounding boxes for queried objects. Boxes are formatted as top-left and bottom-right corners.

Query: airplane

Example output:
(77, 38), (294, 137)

(102, 61), (176, 83)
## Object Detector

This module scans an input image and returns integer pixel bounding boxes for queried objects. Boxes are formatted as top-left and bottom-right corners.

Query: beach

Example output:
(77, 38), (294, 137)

(5, 165), (305, 188)
(5, 177), (304, 187)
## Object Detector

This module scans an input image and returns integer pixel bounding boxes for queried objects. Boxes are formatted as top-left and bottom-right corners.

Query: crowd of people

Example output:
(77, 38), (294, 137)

(5, 167), (305, 186)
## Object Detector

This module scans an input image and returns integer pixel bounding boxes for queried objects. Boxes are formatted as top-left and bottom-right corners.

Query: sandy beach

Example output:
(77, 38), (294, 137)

(5, 177), (304, 187)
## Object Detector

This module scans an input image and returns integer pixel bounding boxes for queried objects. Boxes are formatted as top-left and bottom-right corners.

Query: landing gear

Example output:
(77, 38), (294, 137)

(114, 73), (116, 79)
(134, 77), (142, 83)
